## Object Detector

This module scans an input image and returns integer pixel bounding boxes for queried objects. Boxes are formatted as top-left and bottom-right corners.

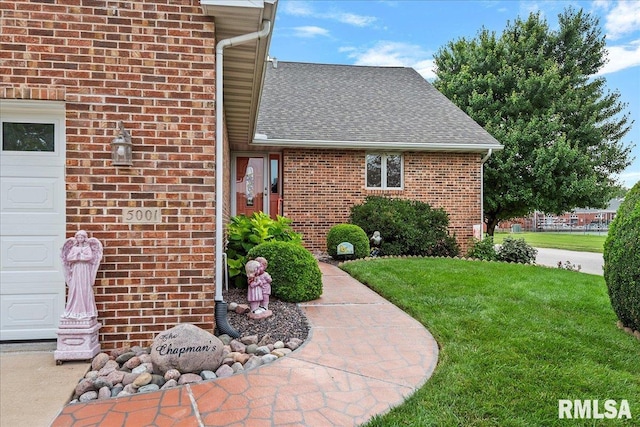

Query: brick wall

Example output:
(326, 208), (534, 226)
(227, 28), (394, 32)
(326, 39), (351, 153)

(1, 0), (219, 350)
(283, 149), (481, 254)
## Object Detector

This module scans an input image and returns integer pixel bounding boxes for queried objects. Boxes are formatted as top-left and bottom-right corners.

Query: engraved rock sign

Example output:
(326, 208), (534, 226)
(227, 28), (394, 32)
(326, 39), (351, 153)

(150, 324), (225, 375)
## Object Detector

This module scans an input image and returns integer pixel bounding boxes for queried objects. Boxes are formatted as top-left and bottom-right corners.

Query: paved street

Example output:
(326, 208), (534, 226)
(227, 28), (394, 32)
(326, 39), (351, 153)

(534, 247), (604, 275)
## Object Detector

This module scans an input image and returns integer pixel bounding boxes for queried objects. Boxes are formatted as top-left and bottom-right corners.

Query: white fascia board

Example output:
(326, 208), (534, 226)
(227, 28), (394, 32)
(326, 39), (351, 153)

(200, 0), (266, 10)
(251, 137), (504, 152)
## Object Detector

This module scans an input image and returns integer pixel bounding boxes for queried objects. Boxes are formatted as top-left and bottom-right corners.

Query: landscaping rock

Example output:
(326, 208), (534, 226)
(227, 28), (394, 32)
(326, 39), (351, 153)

(138, 384), (160, 393)
(98, 386), (111, 400)
(74, 379), (95, 397)
(133, 372), (152, 388)
(243, 355), (263, 370)
(178, 373), (202, 385)
(215, 364), (234, 378)
(200, 370), (217, 380)
(115, 352), (136, 364)
(262, 354), (278, 364)
(150, 374), (166, 387)
(123, 356), (141, 370)
(150, 324), (224, 375)
(93, 377), (112, 390)
(164, 369), (181, 381)
(91, 353), (110, 371)
(98, 360), (119, 376)
(79, 391), (98, 403)
(230, 340), (246, 353)
(161, 379), (178, 390)
(240, 335), (258, 345)
(111, 385), (123, 397)
(255, 346), (270, 356)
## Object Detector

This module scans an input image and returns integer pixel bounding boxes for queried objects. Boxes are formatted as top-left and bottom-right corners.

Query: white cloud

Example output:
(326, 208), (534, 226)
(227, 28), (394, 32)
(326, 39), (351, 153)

(596, 40), (640, 75)
(280, 0), (376, 28)
(330, 12), (377, 27)
(617, 171), (640, 188)
(413, 59), (437, 81)
(344, 41), (436, 80)
(604, 0), (640, 40)
(281, 1), (314, 17)
(293, 26), (330, 38)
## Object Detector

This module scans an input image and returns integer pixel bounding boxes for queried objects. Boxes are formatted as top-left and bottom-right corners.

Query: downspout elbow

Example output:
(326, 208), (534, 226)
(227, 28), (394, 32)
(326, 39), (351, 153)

(216, 20), (272, 53)
(481, 148), (493, 164)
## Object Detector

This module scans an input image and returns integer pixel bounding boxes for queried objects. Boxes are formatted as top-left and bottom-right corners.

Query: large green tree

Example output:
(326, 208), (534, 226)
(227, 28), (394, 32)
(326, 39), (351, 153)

(433, 8), (634, 235)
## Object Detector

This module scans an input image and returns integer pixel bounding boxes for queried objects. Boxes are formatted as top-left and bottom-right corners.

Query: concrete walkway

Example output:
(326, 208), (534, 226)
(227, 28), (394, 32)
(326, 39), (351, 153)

(0, 342), (90, 427)
(534, 247), (604, 275)
(44, 262), (438, 426)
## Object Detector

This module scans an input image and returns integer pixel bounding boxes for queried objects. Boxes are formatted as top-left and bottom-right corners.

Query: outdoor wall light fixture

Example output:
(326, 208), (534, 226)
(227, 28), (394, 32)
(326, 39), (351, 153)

(111, 121), (132, 166)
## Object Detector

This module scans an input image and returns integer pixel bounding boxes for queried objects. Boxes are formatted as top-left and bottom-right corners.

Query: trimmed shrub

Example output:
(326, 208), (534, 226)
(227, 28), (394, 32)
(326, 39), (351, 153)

(326, 224), (370, 259)
(604, 183), (640, 332)
(497, 237), (537, 264)
(247, 241), (322, 303)
(349, 196), (459, 257)
(466, 236), (498, 261)
(225, 212), (302, 287)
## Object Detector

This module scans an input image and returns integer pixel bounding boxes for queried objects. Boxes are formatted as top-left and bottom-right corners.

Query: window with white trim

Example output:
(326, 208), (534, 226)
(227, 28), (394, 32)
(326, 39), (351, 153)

(366, 153), (403, 189)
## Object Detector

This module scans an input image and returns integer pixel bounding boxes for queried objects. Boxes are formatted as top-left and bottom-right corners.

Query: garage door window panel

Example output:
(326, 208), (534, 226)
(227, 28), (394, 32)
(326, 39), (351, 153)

(2, 122), (55, 152)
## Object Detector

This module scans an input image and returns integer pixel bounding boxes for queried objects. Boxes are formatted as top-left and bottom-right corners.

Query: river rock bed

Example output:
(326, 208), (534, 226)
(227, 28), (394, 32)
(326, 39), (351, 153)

(69, 291), (310, 404)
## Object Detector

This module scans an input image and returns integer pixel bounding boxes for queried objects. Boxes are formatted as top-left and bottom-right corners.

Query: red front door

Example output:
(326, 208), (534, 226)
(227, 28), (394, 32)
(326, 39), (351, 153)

(235, 156), (265, 217)
(234, 154), (282, 219)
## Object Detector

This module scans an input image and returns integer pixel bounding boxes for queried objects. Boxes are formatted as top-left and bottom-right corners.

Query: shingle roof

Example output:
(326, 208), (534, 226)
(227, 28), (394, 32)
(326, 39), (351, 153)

(255, 61), (502, 150)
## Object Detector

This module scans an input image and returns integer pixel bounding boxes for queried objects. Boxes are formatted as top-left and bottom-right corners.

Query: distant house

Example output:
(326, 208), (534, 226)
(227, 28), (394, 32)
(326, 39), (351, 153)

(0, 0), (501, 349)
(499, 199), (623, 232)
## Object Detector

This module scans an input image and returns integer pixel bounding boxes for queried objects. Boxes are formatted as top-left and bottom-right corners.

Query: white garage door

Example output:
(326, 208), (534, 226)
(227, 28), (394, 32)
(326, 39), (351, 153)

(0, 100), (66, 341)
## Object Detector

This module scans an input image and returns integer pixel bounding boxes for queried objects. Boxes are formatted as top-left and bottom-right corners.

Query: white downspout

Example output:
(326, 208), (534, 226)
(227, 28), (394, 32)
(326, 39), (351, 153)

(215, 20), (272, 302)
(480, 149), (492, 238)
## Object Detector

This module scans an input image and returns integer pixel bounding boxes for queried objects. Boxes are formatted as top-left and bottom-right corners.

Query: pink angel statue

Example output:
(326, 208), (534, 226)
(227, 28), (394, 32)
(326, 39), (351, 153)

(60, 230), (103, 319)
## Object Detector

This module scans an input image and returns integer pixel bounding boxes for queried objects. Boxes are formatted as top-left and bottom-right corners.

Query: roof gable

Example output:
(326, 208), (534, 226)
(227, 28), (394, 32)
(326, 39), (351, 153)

(255, 61), (502, 151)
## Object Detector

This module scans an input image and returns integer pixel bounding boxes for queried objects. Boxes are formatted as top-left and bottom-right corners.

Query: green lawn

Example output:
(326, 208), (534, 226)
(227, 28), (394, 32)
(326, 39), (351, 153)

(341, 257), (639, 426)
(494, 231), (607, 253)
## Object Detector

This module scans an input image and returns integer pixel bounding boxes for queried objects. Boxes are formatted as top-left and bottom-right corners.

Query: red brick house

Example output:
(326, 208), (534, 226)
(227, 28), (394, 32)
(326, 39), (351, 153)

(0, 0), (501, 349)
(251, 61), (502, 252)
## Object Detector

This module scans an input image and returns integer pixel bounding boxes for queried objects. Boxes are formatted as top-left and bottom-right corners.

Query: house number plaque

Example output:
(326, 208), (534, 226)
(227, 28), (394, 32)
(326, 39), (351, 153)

(123, 208), (162, 224)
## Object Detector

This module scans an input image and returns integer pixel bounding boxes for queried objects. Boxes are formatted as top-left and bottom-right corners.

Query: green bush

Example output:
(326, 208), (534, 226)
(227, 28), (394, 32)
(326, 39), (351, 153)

(604, 182), (640, 332)
(349, 196), (459, 257)
(497, 237), (537, 264)
(466, 236), (498, 261)
(326, 224), (370, 259)
(247, 241), (322, 303)
(226, 212), (302, 287)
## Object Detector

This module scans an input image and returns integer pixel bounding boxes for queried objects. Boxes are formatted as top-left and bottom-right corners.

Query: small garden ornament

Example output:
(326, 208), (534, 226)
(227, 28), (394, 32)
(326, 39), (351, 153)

(370, 231), (382, 257)
(246, 258), (273, 319)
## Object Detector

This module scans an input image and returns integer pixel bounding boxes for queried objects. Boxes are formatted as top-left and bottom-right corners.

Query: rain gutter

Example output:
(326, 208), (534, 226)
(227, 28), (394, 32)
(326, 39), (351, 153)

(252, 136), (503, 153)
(480, 149), (493, 237)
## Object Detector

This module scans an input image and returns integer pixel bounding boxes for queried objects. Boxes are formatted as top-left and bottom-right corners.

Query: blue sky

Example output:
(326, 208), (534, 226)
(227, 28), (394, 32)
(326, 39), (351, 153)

(268, 0), (640, 189)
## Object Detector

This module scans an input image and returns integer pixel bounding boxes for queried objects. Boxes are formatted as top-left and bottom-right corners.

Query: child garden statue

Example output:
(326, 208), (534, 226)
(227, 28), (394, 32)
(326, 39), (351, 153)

(55, 230), (103, 363)
(245, 257), (272, 319)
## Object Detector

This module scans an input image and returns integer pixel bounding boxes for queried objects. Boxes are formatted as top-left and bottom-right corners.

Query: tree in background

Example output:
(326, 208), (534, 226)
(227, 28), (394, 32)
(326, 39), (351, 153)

(433, 8), (634, 235)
